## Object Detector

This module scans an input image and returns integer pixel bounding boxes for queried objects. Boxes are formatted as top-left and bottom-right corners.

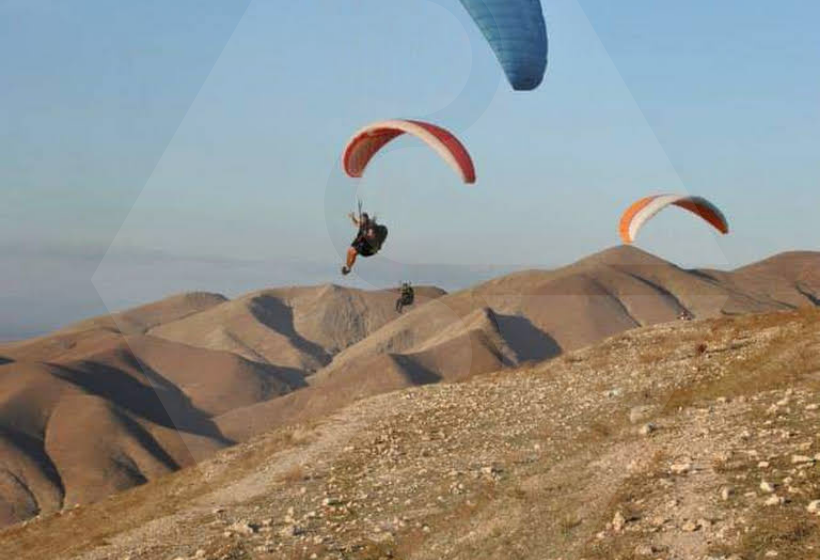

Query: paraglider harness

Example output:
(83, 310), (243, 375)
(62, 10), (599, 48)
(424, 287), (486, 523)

(395, 282), (415, 314)
(352, 200), (388, 257)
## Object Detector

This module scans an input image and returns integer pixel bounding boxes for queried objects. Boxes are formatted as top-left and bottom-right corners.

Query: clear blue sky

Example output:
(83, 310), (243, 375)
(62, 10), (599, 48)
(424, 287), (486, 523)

(2, 0), (819, 334)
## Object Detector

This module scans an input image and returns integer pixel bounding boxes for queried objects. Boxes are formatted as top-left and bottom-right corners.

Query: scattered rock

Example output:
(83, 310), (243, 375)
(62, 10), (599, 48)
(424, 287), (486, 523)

(612, 511), (626, 532)
(681, 519), (700, 532)
(764, 495), (785, 506)
(634, 543), (657, 556)
(227, 520), (257, 535)
(670, 462), (692, 475)
(279, 524), (304, 538)
(638, 423), (656, 436)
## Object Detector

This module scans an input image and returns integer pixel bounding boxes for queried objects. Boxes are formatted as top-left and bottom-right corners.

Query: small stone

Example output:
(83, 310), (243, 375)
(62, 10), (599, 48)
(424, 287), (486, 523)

(639, 423), (656, 436)
(228, 520), (257, 535)
(279, 524), (304, 537)
(792, 455), (814, 464)
(764, 495), (785, 506)
(480, 465), (501, 477)
(758, 461), (770, 469)
(721, 487), (733, 501)
(807, 500), (820, 514)
(612, 511), (626, 532)
(681, 519), (700, 532)
(670, 462), (692, 475)
(760, 481), (776, 493)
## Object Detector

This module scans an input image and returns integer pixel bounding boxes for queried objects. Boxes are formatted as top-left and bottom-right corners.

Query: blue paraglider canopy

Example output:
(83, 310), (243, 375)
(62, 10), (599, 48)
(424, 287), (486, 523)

(458, 0), (548, 91)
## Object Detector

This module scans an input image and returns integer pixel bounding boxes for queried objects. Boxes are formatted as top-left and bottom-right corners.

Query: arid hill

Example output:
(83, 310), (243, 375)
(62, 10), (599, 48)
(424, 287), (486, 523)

(3, 307), (820, 560)
(216, 247), (820, 441)
(147, 285), (446, 372)
(0, 286), (446, 529)
(0, 247), (817, 531)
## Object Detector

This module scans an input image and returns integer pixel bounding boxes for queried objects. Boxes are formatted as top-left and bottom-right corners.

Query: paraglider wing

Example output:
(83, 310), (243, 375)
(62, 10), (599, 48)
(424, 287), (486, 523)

(459, 0), (548, 91)
(343, 119), (476, 183)
(619, 194), (729, 244)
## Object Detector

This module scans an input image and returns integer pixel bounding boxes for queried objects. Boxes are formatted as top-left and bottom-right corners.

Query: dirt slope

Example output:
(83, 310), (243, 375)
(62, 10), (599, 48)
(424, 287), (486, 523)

(3, 308), (819, 559)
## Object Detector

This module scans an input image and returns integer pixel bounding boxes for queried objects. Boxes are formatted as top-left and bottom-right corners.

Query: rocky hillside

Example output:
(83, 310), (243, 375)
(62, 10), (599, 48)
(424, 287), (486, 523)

(1, 308), (819, 559)
(214, 247), (820, 442)
(0, 287), (446, 529)
(0, 247), (817, 532)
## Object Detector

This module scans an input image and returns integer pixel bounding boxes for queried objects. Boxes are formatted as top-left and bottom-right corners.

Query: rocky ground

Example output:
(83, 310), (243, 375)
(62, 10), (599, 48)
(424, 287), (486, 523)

(2, 308), (820, 560)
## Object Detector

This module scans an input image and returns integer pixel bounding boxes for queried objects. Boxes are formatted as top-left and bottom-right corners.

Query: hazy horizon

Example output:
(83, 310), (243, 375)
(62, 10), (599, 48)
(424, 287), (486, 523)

(4, 243), (816, 341)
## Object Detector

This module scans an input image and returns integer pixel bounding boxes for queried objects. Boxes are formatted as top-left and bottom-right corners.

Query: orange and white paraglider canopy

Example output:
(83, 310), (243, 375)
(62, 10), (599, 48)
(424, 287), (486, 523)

(620, 194), (729, 244)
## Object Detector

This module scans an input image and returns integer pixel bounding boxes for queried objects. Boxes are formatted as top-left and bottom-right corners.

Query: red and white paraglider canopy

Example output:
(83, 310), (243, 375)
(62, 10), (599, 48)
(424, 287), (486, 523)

(342, 119), (476, 184)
